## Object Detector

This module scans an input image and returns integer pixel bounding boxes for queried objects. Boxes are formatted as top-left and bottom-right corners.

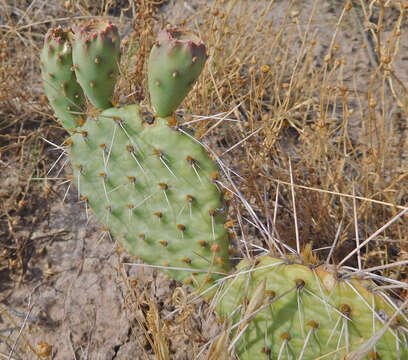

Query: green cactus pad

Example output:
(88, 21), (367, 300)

(40, 27), (85, 130)
(71, 20), (120, 110)
(216, 256), (407, 360)
(70, 104), (230, 287)
(148, 27), (207, 117)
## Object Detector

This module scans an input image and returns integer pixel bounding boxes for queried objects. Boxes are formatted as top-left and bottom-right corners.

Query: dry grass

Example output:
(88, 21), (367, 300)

(0, 0), (407, 358)
(178, 0), (408, 278)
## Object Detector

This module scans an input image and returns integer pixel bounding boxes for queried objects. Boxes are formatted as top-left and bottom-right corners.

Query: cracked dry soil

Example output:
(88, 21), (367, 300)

(1, 181), (218, 359)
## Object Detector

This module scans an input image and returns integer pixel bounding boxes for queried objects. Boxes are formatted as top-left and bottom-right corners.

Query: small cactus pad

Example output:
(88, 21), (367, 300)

(216, 256), (408, 359)
(40, 27), (85, 130)
(148, 27), (207, 117)
(70, 104), (230, 286)
(71, 20), (120, 109)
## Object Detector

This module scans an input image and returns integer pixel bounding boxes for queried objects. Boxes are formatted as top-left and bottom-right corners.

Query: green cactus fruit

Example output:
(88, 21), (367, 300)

(216, 256), (407, 360)
(69, 104), (230, 287)
(40, 27), (86, 130)
(148, 27), (207, 117)
(71, 20), (120, 110)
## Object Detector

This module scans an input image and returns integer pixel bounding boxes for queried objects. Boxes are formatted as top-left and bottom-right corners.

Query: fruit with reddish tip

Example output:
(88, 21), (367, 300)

(71, 20), (120, 109)
(148, 27), (207, 117)
(40, 27), (85, 130)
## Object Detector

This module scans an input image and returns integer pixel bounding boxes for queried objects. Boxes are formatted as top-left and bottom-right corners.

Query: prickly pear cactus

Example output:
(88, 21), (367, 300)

(71, 20), (120, 110)
(148, 27), (207, 117)
(69, 105), (230, 286)
(42, 21), (407, 360)
(41, 22), (230, 288)
(216, 256), (408, 360)
(40, 27), (85, 130)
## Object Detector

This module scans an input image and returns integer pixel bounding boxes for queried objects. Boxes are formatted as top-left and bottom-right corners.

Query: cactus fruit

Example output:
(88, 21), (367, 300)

(148, 27), (207, 117)
(40, 27), (85, 130)
(69, 105), (230, 286)
(216, 256), (408, 359)
(71, 20), (120, 110)
(42, 22), (408, 360)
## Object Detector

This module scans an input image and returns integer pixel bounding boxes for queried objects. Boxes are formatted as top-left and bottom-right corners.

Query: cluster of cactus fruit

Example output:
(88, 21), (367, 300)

(41, 20), (407, 359)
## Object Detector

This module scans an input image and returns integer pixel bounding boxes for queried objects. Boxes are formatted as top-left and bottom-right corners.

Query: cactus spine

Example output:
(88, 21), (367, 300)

(42, 21), (407, 360)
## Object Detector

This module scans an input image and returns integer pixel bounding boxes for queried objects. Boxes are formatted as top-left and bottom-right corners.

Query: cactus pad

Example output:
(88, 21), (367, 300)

(148, 27), (207, 117)
(216, 256), (407, 359)
(69, 105), (230, 286)
(71, 20), (120, 110)
(40, 27), (85, 130)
